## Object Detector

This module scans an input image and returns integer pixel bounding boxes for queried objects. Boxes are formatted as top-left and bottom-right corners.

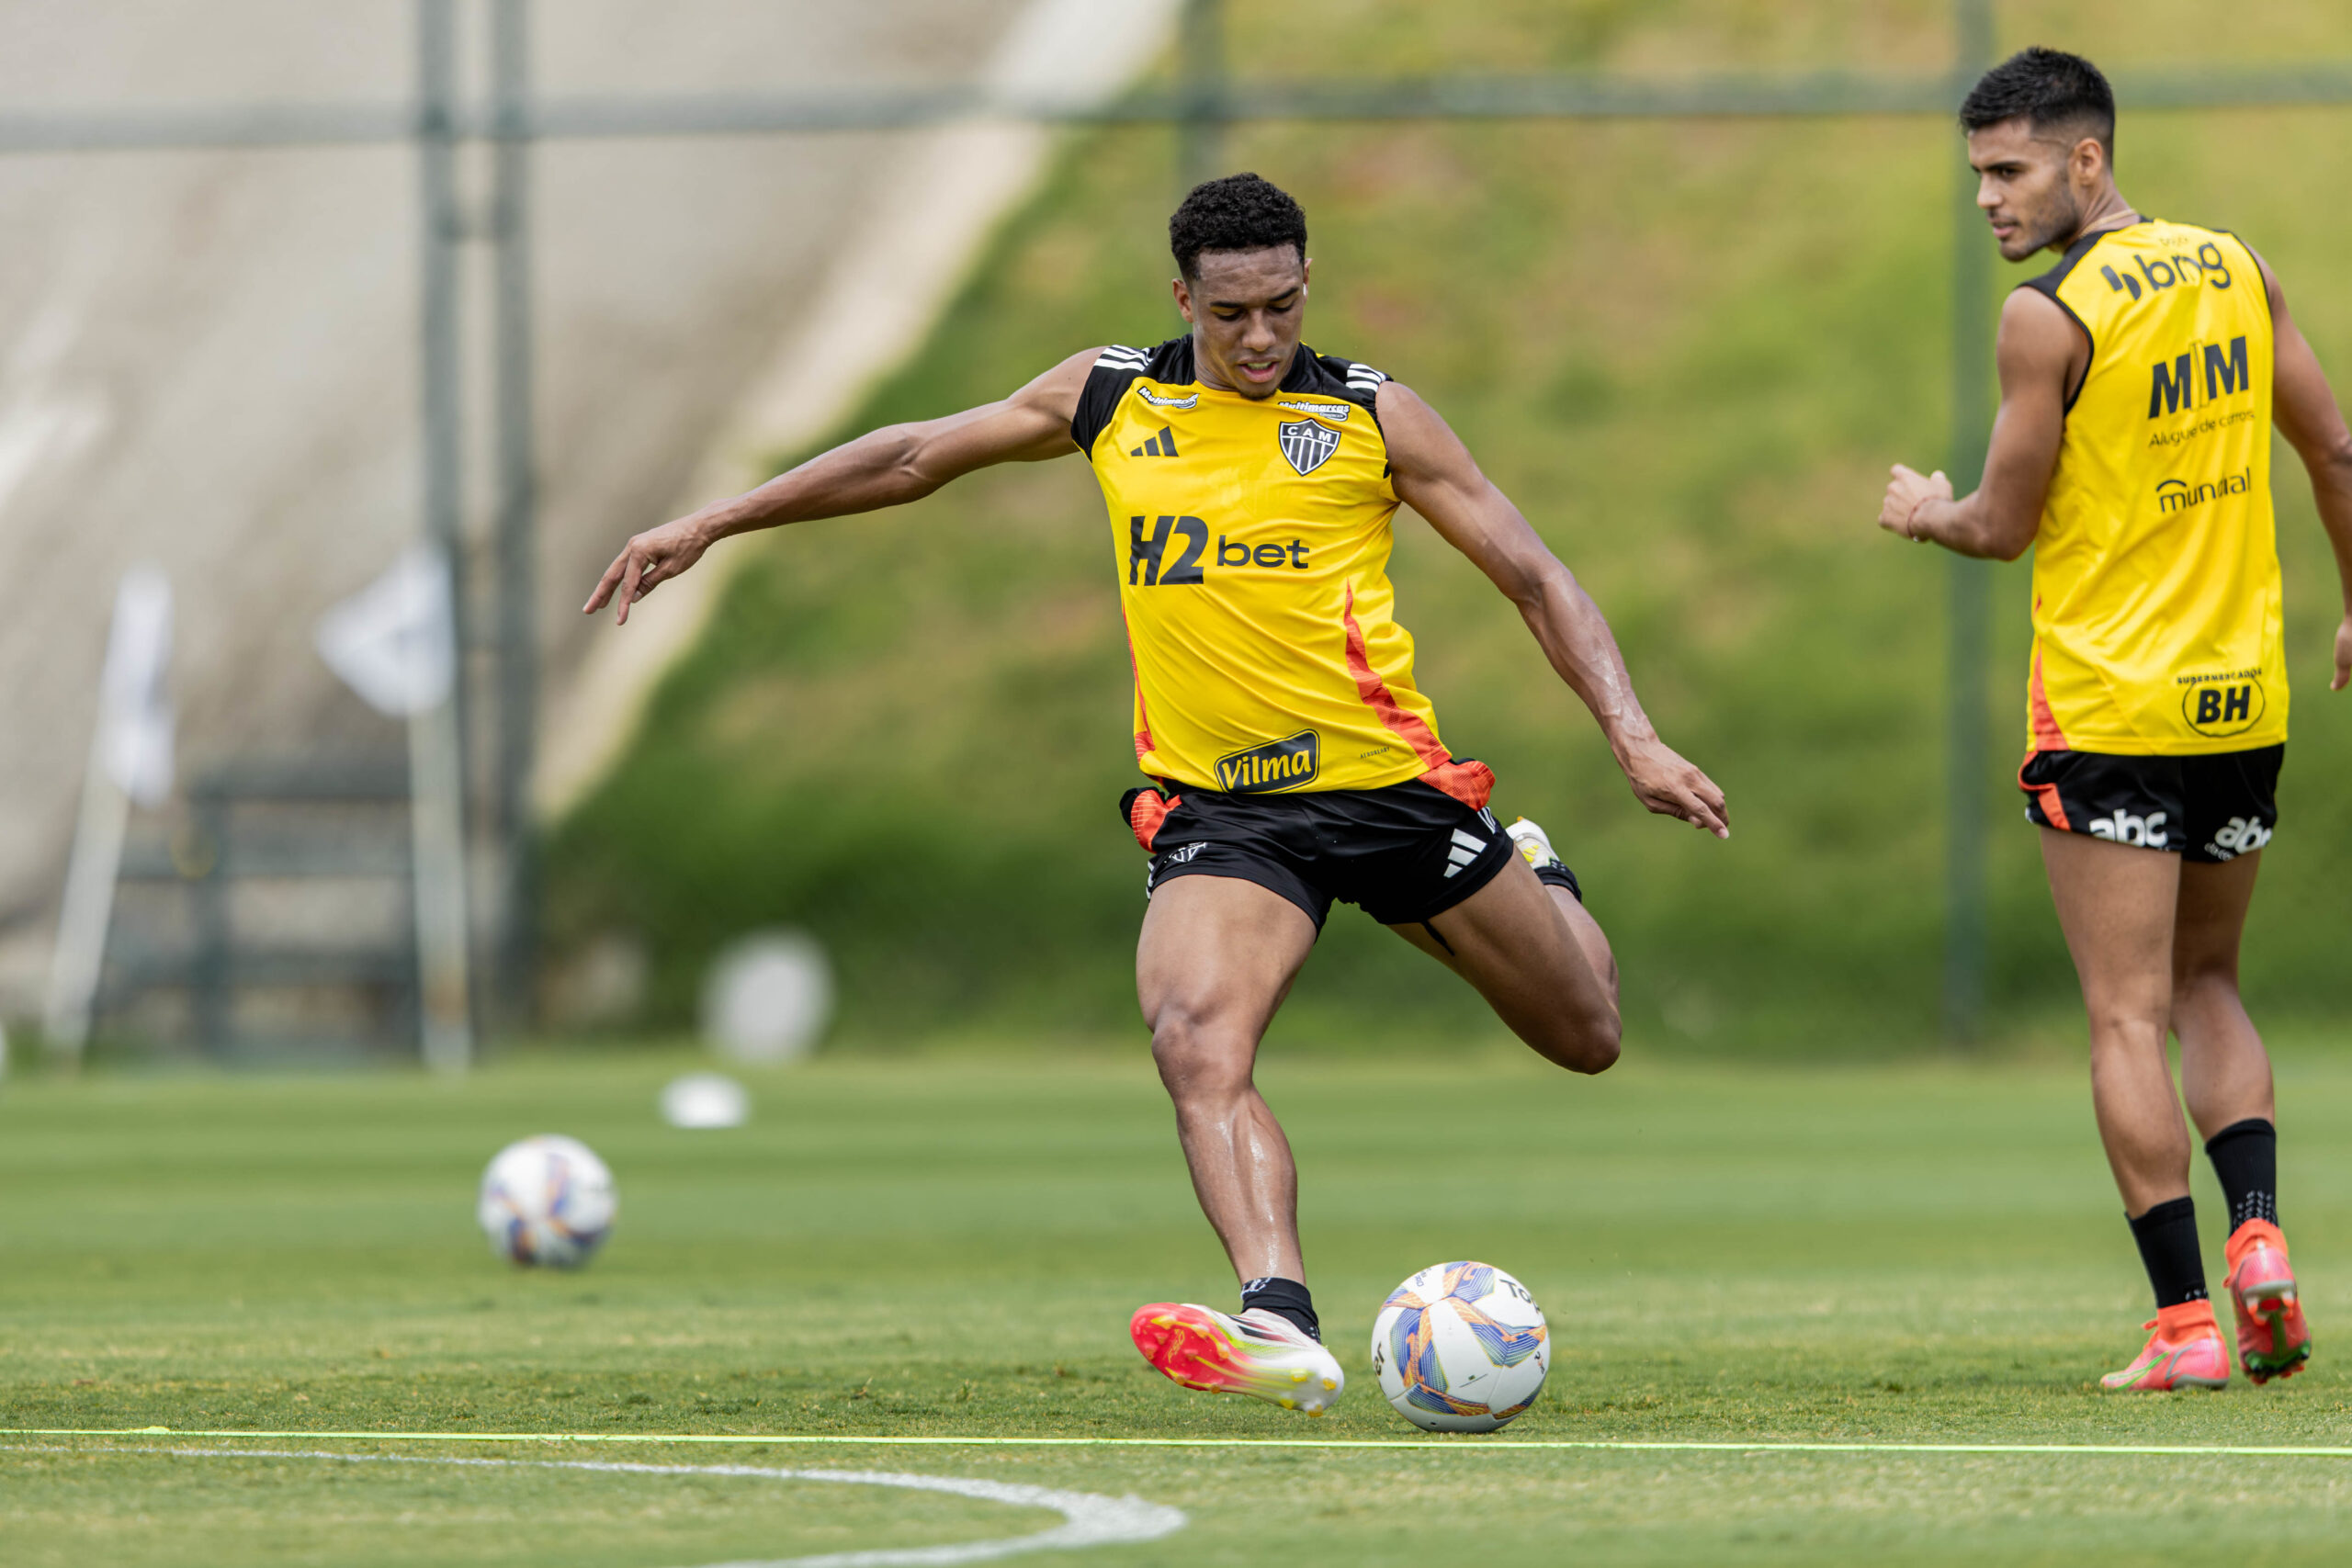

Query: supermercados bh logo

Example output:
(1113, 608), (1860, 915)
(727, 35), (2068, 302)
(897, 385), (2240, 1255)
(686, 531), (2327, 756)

(2178, 669), (2267, 738)
(1216, 730), (1320, 793)
(1278, 420), (1340, 476)
(1135, 386), (1199, 411)
(2154, 467), (2250, 515)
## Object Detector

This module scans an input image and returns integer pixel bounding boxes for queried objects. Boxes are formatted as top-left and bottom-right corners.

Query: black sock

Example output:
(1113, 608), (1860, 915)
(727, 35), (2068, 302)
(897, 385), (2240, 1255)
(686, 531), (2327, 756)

(2127, 1196), (2209, 1309)
(2205, 1118), (2279, 1231)
(1239, 1276), (1320, 1342)
(1532, 862), (1583, 904)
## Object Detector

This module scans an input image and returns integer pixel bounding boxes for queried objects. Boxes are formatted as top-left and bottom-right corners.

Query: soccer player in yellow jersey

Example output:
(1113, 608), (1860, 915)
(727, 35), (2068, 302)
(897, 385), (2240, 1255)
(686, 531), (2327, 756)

(1880, 50), (2352, 1390)
(588, 174), (1726, 1415)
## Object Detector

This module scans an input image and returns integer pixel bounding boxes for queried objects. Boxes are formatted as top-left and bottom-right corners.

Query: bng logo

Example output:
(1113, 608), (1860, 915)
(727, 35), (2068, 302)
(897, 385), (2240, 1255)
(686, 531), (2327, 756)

(2100, 239), (2236, 302)
(2180, 676), (2267, 738)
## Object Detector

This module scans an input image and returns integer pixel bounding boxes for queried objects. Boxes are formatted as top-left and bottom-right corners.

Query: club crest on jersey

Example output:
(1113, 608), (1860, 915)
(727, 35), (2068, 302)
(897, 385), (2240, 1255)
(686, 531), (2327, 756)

(1278, 419), (1341, 476)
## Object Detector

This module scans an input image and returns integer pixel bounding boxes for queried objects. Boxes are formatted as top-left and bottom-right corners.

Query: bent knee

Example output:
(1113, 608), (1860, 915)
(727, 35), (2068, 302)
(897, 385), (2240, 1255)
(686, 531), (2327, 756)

(1529, 1003), (1620, 1076)
(1148, 1006), (1256, 1093)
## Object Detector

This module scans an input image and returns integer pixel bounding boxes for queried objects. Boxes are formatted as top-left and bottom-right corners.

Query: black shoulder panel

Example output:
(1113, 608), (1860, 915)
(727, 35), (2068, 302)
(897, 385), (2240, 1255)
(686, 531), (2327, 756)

(2021, 225), (2109, 304)
(2018, 228), (2130, 415)
(1283, 346), (1388, 426)
(1070, 336), (1194, 458)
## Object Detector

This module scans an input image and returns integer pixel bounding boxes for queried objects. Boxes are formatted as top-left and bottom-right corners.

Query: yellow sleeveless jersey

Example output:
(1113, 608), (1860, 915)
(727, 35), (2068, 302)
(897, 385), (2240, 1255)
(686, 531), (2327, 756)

(2020, 220), (2286, 755)
(1071, 336), (1491, 805)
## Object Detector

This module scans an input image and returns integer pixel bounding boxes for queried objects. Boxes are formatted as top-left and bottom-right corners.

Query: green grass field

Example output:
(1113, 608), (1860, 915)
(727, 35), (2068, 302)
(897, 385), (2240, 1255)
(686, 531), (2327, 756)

(7, 1044), (2352, 1565)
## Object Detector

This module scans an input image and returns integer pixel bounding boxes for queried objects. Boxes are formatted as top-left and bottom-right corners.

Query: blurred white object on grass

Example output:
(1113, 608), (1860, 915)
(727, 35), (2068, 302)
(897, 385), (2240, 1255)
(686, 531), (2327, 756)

(45, 567), (174, 1064)
(702, 930), (831, 1065)
(661, 1071), (750, 1129)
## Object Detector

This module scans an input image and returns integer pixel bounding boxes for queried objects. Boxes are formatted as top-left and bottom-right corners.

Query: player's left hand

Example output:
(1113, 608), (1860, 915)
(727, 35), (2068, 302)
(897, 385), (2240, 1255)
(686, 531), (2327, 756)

(2333, 612), (2351, 692)
(1615, 734), (1729, 840)
(1879, 464), (1952, 541)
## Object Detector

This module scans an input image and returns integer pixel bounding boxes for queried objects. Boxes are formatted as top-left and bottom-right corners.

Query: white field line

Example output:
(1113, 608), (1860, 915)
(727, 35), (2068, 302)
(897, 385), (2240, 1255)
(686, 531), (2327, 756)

(8, 1427), (2352, 1459)
(0, 1444), (1186, 1568)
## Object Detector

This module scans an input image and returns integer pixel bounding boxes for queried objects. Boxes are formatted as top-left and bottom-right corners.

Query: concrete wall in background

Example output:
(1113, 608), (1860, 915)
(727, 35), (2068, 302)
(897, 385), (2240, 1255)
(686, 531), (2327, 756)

(0, 0), (1070, 1017)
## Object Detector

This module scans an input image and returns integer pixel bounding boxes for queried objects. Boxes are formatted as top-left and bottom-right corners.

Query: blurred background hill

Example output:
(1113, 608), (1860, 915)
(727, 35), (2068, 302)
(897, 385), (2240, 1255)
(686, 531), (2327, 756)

(550, 0), (2352, 1055)
(8, 0), (2349, 1062)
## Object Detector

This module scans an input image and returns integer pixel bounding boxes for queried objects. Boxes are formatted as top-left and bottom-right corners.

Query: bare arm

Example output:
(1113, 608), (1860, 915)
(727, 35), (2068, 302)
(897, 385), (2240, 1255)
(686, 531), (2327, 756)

(2255, 251), (2352, 692)
(1379, 381), (1729, 839)
(1880, 286), (2080, 561)
(584, 348), (1096, 624)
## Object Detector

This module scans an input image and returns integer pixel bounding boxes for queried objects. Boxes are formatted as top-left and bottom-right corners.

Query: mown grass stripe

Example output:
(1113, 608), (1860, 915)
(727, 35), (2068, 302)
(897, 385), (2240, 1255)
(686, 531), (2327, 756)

(10, 1427), (2352, 1458)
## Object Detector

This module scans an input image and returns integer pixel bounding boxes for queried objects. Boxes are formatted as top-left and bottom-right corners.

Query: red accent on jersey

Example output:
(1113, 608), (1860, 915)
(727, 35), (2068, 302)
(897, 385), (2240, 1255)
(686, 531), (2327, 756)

(1340, 584), (1495, 810)
(2029, 650), (2070, 752)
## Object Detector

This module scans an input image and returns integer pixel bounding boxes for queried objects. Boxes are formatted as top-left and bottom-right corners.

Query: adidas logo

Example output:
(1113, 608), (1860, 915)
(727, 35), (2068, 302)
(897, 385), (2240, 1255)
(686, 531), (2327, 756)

(1130, 423), (1180, 458)
(1442, 828), (1486, 878)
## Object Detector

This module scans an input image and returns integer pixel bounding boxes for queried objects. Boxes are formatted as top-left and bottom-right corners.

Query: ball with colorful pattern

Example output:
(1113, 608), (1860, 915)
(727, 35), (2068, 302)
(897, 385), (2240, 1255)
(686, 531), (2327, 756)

(477, 1134), (616, 1269)
(1370, 1260), (1549, 1432)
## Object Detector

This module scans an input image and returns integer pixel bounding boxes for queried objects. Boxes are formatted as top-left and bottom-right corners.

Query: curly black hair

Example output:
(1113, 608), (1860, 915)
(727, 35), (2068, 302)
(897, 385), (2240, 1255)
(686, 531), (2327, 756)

(1960, 47), (2114, 157)
(1168, 173), (1307, 279)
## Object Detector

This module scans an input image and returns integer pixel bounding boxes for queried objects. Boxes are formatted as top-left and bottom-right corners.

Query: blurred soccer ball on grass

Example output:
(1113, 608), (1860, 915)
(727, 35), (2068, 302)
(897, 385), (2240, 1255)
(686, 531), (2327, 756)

(1371, 1260), (1550, 1432)
(660, 1071), (750, 1129)
(701, 929), (831, 1065)
(476, 1134), (616, 1268)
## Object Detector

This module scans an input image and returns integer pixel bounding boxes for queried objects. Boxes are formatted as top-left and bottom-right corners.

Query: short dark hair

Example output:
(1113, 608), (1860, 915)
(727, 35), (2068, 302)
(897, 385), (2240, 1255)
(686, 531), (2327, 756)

(1960, 47), (2115, 156)
(1169, 173), (1307, 279)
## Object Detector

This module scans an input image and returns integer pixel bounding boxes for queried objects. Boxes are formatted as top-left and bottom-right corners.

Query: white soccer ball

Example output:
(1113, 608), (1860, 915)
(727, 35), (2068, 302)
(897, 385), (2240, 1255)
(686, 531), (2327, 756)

(1370, 1260), (1550, 1432)
(477, 1134), (616, 1269)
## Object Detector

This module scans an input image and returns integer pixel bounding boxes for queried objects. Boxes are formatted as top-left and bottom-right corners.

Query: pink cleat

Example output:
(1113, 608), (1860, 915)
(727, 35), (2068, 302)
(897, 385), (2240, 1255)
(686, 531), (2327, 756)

(2101, 1300), (2230, 1392)
(1130, 1303), (1345, 1415)
(2225, 1219), (2312, 1384)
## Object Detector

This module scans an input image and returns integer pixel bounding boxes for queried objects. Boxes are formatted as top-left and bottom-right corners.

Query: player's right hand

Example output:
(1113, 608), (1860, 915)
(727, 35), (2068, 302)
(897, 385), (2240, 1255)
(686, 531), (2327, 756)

(584, 513), (714, 626)
(1878, 464), (1952, 541)
(2333, 612), (2351, 692)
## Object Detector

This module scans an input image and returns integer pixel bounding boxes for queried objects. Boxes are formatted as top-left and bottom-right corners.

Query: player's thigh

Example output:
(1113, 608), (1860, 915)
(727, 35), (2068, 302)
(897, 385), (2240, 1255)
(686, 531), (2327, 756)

(2037, 826), (2181, 1012)
(1389, 855), (1617, 1066)
(1136, 872), (1319, 1054)
(2173, 850), (2262, 986)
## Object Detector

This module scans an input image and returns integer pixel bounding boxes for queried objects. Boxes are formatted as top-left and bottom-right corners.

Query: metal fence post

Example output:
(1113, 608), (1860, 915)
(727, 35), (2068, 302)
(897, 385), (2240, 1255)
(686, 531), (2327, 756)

(413, 0), (476, 1069)
(490, 0), (538, 1029)
(1943, 0), (1996, 1044)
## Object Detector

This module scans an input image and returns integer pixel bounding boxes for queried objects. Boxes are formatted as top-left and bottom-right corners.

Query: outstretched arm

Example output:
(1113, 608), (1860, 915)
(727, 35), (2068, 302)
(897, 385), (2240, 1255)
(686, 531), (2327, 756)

(585, 348), (1097, 624)
(1379, 381), (1729, 839)
(2256, 253), (2352, 692)
(1879, 286), (2079, 561)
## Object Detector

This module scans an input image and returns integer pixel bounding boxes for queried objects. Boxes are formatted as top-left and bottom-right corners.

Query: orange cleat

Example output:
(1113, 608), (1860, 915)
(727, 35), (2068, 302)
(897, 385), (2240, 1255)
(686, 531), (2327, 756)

(2225, 1219), (2312, 1384)
(2101, 1299), (2230, 1392)
(1130, 1302), (1344, 1415)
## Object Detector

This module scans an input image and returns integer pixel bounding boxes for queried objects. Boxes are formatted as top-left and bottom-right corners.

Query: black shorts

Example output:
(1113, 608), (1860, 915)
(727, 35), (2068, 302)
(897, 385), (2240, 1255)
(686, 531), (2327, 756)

(1120, 774), (1525, 930)
(2018, 745), (2281, 863)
